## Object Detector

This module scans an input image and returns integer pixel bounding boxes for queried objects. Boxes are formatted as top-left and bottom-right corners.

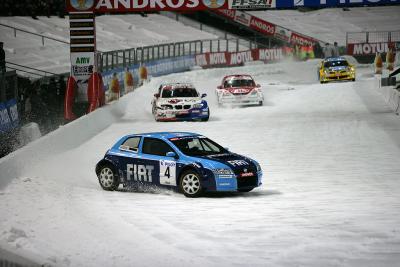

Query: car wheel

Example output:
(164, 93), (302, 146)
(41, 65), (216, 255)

(180, 170), (203, 198)
(258, 101), (263, 106)
(238, 188), (254, 193)
(352, 78), (356, 82)
(98, 164), (119, 191)
(201, 110), (210, 121)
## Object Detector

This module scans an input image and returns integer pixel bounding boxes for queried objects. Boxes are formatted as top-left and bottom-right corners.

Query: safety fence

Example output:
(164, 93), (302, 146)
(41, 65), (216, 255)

(0, 23), (69, 46)
(98, 38), (254, 72)
(346, 30), (400, 44)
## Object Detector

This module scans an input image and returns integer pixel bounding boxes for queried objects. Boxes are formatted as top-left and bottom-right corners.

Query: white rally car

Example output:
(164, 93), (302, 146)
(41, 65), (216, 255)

(216, 74), (264, 106)
(151, 83), (210, 121)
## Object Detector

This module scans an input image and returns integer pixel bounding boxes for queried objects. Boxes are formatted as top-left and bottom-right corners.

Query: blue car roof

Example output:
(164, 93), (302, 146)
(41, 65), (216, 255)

(126, 132), (200, 140)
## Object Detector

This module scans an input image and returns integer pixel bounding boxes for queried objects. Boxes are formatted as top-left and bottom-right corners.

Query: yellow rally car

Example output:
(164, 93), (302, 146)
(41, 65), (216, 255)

(318, 57), (356, 84)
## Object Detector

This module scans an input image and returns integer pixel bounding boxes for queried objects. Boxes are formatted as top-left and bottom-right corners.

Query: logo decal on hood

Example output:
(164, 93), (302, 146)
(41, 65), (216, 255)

(227, 160), (249, 166)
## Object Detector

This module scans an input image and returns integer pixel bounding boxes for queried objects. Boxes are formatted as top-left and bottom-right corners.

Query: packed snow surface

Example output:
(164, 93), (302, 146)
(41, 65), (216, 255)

(249, 6), (400, 45)
(1, 59), (400, 266)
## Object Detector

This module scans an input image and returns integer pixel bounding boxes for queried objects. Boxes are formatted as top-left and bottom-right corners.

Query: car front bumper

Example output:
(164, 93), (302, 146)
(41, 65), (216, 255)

(155, 107), (209, 121)
(321, 71), (355, 82)
(208, 171), (263, 192)
(218, 94), (263, 105)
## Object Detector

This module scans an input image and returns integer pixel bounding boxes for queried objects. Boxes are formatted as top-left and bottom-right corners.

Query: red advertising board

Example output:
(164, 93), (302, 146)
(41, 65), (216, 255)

(347, 42), (393, 55)
(66, 0), (229, 13)
(290, 32), (315, 46)
(196, 48), (284, 68)
(214, 8), (236, 19)
(249, 16), (275, 36)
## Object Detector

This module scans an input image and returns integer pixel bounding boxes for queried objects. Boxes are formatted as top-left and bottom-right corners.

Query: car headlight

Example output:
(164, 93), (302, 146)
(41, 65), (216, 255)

(349, 67), (355, 72)
(251, 89), (258, 95)
(255, 163), (261, 172)
(158, 105), (172, 110)
(193, 103), (203, 109)
(212, 168), (234, 175)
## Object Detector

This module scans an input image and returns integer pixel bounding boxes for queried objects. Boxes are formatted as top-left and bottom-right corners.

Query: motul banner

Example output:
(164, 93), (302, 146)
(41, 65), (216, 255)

(196, 48), (284, 68)
(347, 42), (396, 55)
(66, 0), (229, 13)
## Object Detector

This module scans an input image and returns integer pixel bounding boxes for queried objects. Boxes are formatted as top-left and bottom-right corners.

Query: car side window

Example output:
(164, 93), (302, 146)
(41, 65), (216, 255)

(142, 138), (174, 156)
(120, 137), (141, 152)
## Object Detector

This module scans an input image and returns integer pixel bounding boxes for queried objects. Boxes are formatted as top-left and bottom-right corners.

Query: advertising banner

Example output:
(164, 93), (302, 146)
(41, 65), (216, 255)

(0, 103), (11, 133)
(214, 8), (236, 19)
(196, 47), (284, 68)
(290, 32), (316, 46)
(234, 11), (252, 26)
(67, 0), (229, 13)
(0, 99), (18, 133)
(249, 16), (275, 36)
(347, 42), (395, 56)
(5, 99), (19, 129)
(102, 55), (196, 98)
(274, 0), (400, 8)
(228, 0), (275, 9)
(274, 25), (291, 42)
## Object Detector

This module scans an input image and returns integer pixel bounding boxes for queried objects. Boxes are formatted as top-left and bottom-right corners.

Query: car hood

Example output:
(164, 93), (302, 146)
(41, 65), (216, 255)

(157, 97), (202, 105)
(189, 152), (257, 174)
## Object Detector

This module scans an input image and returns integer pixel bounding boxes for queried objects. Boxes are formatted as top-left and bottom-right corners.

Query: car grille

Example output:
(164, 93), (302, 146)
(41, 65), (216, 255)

(232, 163), (258, 188)
(237, 175), (258, 189)
(233, 92), (250, 95)
(174, 104), (191, 110)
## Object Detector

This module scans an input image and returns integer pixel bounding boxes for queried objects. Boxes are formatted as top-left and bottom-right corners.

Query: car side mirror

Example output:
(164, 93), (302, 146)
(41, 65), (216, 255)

(256, 84), (261, 88)
(217, 85), (222, 89)
(201, 93), (207, 98)
(154, 93), (160, 98)
(166, 151), (178, 159)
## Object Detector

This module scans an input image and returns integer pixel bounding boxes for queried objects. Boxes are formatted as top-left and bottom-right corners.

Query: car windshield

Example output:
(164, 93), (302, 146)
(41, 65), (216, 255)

(224, 79), (255, 88)
(324, 60), (349, 68)
(170, 137), (226, 156)
(161, 87), (198, 98)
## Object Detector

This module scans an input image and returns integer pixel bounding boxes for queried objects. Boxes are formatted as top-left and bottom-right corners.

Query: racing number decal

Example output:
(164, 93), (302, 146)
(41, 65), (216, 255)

(159, 160), (176, 186)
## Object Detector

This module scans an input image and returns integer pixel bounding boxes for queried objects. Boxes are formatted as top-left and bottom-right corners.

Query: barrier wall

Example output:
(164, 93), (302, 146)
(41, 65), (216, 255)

(375, 77), (400, 114)
(102, 48), (285, 96)
(0, 96), (128, 189)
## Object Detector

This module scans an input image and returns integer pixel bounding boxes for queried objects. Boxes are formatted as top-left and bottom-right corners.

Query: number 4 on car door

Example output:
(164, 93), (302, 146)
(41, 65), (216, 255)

(159, 160), (177, 186)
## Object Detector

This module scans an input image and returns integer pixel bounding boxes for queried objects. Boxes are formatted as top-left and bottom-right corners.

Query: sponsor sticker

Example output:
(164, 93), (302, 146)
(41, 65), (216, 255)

(234, 11), (251, 26)
(229, 0), (275, 9)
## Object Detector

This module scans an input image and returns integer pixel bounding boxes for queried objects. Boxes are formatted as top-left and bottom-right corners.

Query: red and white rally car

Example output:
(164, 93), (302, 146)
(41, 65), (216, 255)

(216, 75), (264, 106)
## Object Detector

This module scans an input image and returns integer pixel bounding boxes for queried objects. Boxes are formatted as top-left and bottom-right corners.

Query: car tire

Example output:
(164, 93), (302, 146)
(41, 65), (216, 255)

(258, 101), (263, 106)
(180, 170), (203, 198)
(238, 188), (254, 193)
(97, 164), (119, 191)
(352, 78), (356, 82)
(201, 110), (210, 121)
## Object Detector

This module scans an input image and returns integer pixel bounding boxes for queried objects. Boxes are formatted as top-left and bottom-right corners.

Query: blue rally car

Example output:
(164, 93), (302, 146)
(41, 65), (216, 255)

(95, 132), (262, 197)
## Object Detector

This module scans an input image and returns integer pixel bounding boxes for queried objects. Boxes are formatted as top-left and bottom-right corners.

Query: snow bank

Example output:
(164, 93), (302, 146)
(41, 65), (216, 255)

(0, 95), (129, 189)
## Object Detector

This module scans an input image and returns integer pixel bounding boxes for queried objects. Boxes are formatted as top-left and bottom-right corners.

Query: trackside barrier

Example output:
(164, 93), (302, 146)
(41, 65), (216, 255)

(101, 47), (286, 96)
(375, 76), (400, 114)
(0, 96), (129, 189)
